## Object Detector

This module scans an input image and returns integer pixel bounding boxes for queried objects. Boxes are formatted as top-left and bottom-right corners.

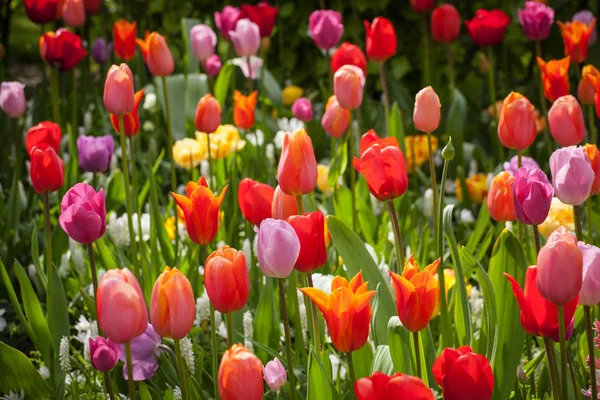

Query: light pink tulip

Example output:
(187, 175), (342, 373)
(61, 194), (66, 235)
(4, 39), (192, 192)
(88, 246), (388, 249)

(548, 95), (586, 147)
(333, 64), (365, 110)
(578, 242), (600, 306)
(413, 86), (441, 133)
(229, 18), (260, 57)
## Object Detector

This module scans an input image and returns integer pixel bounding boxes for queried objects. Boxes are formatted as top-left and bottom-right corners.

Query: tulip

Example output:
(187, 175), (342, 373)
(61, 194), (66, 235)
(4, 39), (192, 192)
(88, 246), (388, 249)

(505, 266), (578, 341)
(113, 20), (137, 61)
(104, 64), (135, 115)
(518, 1), (554, 41)
(309, 10), (343, 50)
(558, 20), (596, 64)
(229, 19), (260, 57)
(0, 81), (26, 118)
(548, 95), (586, 147)
(91, 38), (111, 64)
(364, 17), (397, 62)
(513, 167), (553, 225)
(504, 155), (541, 176)
(203, 54), (222, 78)
(321, 95), (350, 138)
(432, 345), (494, 400)
(330, 42), (367, 75)
(24, 0), (60, 24)
(195, 93), (221, 134)
(353, 130), (408, 201)
(255, 218), (300, 278)
(40, 29), (87, 72)
(487, 171), (516, 222)
(537, 57), (571, 102)
(405, 135), (437, 172)
(110, 89), (144, 136)
(334, 65), (365, 110)
(287, 211), (327, 272)
(263, 358), (286, 390)
(89, 337), (121, 372)
(550, 146), (594, 205)
(29, 146), (64, 194)
(578, 65), (600, 104)
(282, 85), (303, 106)
(59, 183), (106, 244)
(214, 6), (241, 41)
(300, 272), (376, 353)
(584, 144), (600, 196)
(76, 135), (114, 173)
(171, 177), (228, 245)
(238, 178), (274, 226)
(413, 86), (441, 133)
(219, 345), (263, 400)
(390, 256), (440, 332)
(26, 121), (61, 154)
(538, 197), (576, 239)
(277, 129), (318, 196)
(456, 173), (488, 205)
(466, 9), (510, 47)
(146, 33), (174, 77)
(190, 24), (217, 62)
(205, 246), (250, 314)
(135, 32), (151, 62)
(573, 10), (597, 45)
(62, 0), (85, 27)
(431, 5), (461, 43)
(410, 0), (434, 13)
(150, 267), (196, 339)
(119, 323), (162, 380)
(233, 90), (258, 129)
(271, 185), (297, 220)
(290, 98), (312, 122)
(240, 2), (278, 38)
(355, 372), (434, 400)
(317, 165), (333, 196)
(97, 268), (148, 343)
(83, 0), (100, 14)
(497, 92), (537, 150)
(579, 243), (600, 306)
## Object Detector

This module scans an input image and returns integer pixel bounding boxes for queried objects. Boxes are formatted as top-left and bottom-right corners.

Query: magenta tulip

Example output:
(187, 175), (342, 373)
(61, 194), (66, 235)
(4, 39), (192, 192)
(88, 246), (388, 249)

(0, 81), (26, 118)
(89, 337), (121, 372)
(512, 167), (554, 225)
(309, 10), (344, 50)
(190, 24), (217, 62)
(203, 54), (222, 78)
(518, 1), (554, 41)
(59, 183), (106, 244)
(214, 6), (241, 41)
(292, 97), (313, 122)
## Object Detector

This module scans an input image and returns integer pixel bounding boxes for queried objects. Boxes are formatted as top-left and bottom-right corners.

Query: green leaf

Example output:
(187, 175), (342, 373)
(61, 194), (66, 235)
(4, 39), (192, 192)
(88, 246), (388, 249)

(328, 139), (348, 189)
(263, 68), (283, 106)
(31, 223), (47, 289)
(155, 74), (188, 140)
(307, 349), (339, 400)
(0, 342), (53, 397)
(389, 102), (406, 153)
(47, 263), (69, 392)
(388, 316), (411, 374)
(138, 381), (153, 400)
(352, 343), (373, 380)
(186, 73), (209, 121)
(148, 162), (175, 267)
(214, 63), (235, 107)
(254, 278), (279, 363)
(466, 200), (492, 255)
(445, 88), (467, 171)
(181, 18), (202, 74)
(332, 186), (353, 230)
(371, 345), (395, 375)
(0, 259), (34, 346)
(105, 169), (126, 212)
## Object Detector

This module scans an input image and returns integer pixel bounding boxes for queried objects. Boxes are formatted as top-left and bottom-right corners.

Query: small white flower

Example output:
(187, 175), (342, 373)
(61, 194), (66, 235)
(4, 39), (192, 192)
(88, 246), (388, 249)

(311, 273), (334, 294)
(143, 120), (155, 132)
(370, 194), (383, 216)
(329, 353), (346, 380)
(69, 239), (85, 275)
(195, 291), (211, 325)
(505, 221), (514, 233)
(423, 189), (434, 218)
(434, 150), (443, 167)
(217, 321), (228, 339)
(265, 143), (275, 164)
(216, 241), (227, 249)
(274, 118), (304, 149)
(38, 365), (50, 379)
(83, 111), (92, 133)
(172, 387), (182, 400)
(460, 209), (475, 224)
(180, 337), (195, 375)
(0, 309), (6, 332)
(106, 213), (130, 247)
(27, 264), (37, 280)
(243, 311), (254, 350)
(0, 390), (25, 400)
(468, 159), (478, 177)
(242, 239), (252, 270)
(59, 336), (71, 373)
(296, 294), (308, 342)
(246, 129), (264, 147)
(143, 92), (156, 110)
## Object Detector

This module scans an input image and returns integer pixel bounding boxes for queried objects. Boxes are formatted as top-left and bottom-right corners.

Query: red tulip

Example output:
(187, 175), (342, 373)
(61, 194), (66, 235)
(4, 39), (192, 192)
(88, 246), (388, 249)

(331, 42), (367, 76)
(219, 345), (264, 400)
(465, 9), (510, 47)
(431, 4), (461, 43)
(110, 90), (144, 136)
(238, 178), (274, 226)
(287, 211), (327, 273)
(83, 0), (101, 14)
(205, 246), (249, 314)
(25, 121), (62, 154)
(29, 145), (64, 194)
(195, 93), (221, 134)
(113, 19), (137, 61)
(410, 0), (434, 13)
(240, 2), (278, 38)
(24, 0), (61, 24)
(355, 372), (434, 400)
(364, 17), (397, 62)
(39, 29), (87, 72)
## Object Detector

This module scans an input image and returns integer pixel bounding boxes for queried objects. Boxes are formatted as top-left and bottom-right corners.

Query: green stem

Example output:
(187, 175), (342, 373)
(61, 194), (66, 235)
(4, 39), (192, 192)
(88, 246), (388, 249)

(558, 306), (568, 400)
(129, 137), (144, 250)
(574, 205), (584, 241)
(87, 244), (99, 301)
(103, 371), (115, 400)
(446, 44), (455, 89)
(125, 342), (136, 400)
(413, 331), (422, 379)
(386, 200), (405, 272)
(535, 41), (553, 157)
(588, 198), (594, 245)
(326, 51), (333, 94)
(118, 115), (140, 277)
(278, 278), (296, 400)
(348, 114), (357, 231)
(226, 313), (233, 347)
(544, 337), (562, 400)
(378, 63), (390, 135)
(347, 351), (356, 384)
(246, 56), (253, 92)
(437, 156), (452, 349)
(517, 151), (525, 245)
(306, 273), (321, 355)
(533, 225), (541, 255)
(49, 67), (61, 126)
(426, 131), (439, 240)
(174, 338), (190, 400)
(43, 192), (53, 283)
(161, 76), (178, 260)
(209, 304), (219, 399)
(590, 104), (598, 145)
(586, 306), (598, 400)
(295, 195), (304, 215)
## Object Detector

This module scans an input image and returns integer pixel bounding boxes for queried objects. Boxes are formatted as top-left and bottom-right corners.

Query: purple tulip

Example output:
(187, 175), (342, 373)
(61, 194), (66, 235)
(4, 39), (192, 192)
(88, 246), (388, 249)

(512, 167), (553, 225)
(309, 10), (344, 50)
(215, 6), (241, 40)
(518, 1), (554, 41)
(255, 218), (300, 278)
(91, 38), (113, 64)
(550, 146), (594, 206)
(503, 155), (540, 176)
(0, 81), (26, 118)
(190, 24), (217, 62)
(89, 337), (121, 372)
(59, 183), (106, 244)
(120, 323), (162, 381)
(229, 18), (261, 57)
(292, 97), (313, 122)
(573, 10), (597, 44)
(263, 357), (287, 390)
(77, 134), (114, 173)
(578, 242), (600, 306)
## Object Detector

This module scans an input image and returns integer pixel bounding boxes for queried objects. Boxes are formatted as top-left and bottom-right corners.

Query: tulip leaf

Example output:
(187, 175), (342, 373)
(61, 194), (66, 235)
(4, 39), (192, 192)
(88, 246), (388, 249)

(254, 277), (279, 363)
(466, 199), (492, 255)
(0, 259), (34, 347)
(181, 18), (202, 75)
(371, 345), (395, 375)
(332, 186), (353, 231)
(307, 349), (339, 400)
(352, 343), (373, 380)
(445, 88), (467, 174)
(215, 63), (235, 108)
(47, 262), (69, 393)
(105, 169), (126, 212)
(262, 68), (283, 106)
(389, 102), (406, 153)
(155, 74), (188, 140)
(186, 73), (209, 122)
(30, 223), (47, 290)
(328, 138), (348, 189)
(0, 341), (53, 398)
(387, 316), (411, 374)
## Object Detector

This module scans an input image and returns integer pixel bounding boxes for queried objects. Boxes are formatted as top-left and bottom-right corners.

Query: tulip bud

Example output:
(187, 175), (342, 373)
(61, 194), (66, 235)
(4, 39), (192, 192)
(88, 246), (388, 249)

(333, 65), (365, 110)
(487, 172), (517, 222)
(287, 211), (327, 273)
(77, 135), (114, 173)
(230, 18), (260, 57)
(364, 17), (397, 62)
(150, 267), (196, 339)
(146, 33), (174, 77)
(104, 64), (135, 115)
(498, 92), (537, 150)
(263, 358), (287, 390)
(271, 185), (297, 220)
(238, 178), (274, 226)
(433, 346), (494, 400)
(410, 0), (434, 13)
(431, 5), (461, 43)
(513, 167), (553, 225)
(59, 183), (106, 244)
(91, 38), (111, 64)
(355, 372), (434, 399)
(195, 94), (221, 134)
(548, 95), (586, 147)
(550, 146), (594, 205)
(0, 81), (26, 118)
(218, 345), (264, 400)
(277, 129), (318, 196)
(413, 86), (441, 133)
(205, 246), (249, 313)
(518, 2), (554, 41)
(292, 97), (313, 122)
(30, 146), (64, 194)
(89, 337), (121, 372)
(309, 10), (343, 50)
(203, 54), (222, 78)
(255, 218), (300, 278)
(190, 24), (217, 62)
(321, 96), (349, 138)
(214, 6), (241, 40)
(62, 0), (85, 27)
(442, 137), (455, 160)
(330, 42), (367, 75)
(579, 243), (600, 306)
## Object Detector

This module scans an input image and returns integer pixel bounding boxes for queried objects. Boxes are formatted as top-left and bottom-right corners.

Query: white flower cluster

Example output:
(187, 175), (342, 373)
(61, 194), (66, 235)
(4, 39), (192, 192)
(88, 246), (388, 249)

(106, 212), (151, 247)
(74, 315), (97, 361)
(180, 337), (195, 375)
(243, 311), (254, 350)
(469, 286), (484, 331)
(59, 336), (71, 373)
(173, 387), (182, 400)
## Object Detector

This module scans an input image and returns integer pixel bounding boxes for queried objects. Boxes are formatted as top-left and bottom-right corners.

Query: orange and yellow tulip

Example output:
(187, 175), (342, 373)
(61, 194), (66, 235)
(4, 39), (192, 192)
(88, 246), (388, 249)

(456, 173), (488, 205)
(578, 65), (600, 104)
(277, 129), (318, 196)
(110, 89), (144, 136)
(150, 267), (196, 339)
(558, 20), (596, 64)
(113, 19), (137, 60)
(487, 171), (516, 222)
(136, 31), (151, 62)
(233, 90), (258, 129)
(537, 57), (570, 103)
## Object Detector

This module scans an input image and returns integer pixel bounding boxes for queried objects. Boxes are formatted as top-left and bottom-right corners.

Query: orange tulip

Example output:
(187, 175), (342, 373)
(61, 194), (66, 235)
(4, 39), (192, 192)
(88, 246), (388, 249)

(136, 31), (151, 62)
(171, 177), (228, 245)
(584, 144), (600, 196)
(456, 173), (488, 205)
(558, 20), (596, 64)
(113, 19), (137, 60)
(233, 90), (258, 129)
(487, 171), (516, 222)
(300, 271), (376, 353)
(110, 89), (144, 136)
(195, 93), (221, 134)
(205, 246), (250, 314)
(271, 185), (297, 220)
(497, 92), (537, 150)
(218, 345), (264, 400)
(537, 57), (571, 103)
(142, 32), (174, 77)
(150, 267), (196, 339)
(578, 65), (600, 105)
(390, 256), (440, 332)
(321, 95), (350, 138)
(277, 129), (318, 196)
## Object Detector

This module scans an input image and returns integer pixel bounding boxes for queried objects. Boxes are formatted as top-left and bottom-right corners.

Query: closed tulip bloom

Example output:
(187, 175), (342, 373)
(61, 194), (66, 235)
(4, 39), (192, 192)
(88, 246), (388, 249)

(583, 144), (600, 196)
(505, 266), (578, 341)
(255, 218), (300, 278)
(83, 0), (100, 14)
(390, 256), (440, 332)
(214, 6), (241, 40)
(230, 19), (260, 57)
(263, 357), (286, 390)
(77, 135), (114, 173)
(240, 2), (278, 38)
(364, 17), (397, 62)
(219, 345), (263, 400)
(30, 146), (64, 194)
(353, 130), (408, 201)
(558, 20), (596, 63)
(537, 226), (583, 305)
(203, 54), (222, 78)
(113, 20), (137, 61)
(146, 33), (174, 76)
(578, 243), (600, 306)
(271, 185), (297, 220)
(233, 90), (257, 129)
(498, 92), (537, 150)
(413, 86), (441, 133)
(89, 337), (121, 372)
(190, 24), (217, 62)
(150, 267), (196, 339)
(24, 0), (61, 24)
(537, 57), (571, 102)
(205, 246), (250, 313)
(277, 129), (318, 196)
(465, 9), (510, 47)
(0, 82), (26, 118)
(334, 65), (365, 110)
(573, 10), (597, 45)
(97, 268), (148, 343)
(104, 64), (135, 115)
(321, 95), (350, 138)
(518, 1), (554, 41)
(287, 211), (327, 272)
(40, 29), (87, 72)
(110, 89), (144, 136)
(171, 177), (228, 245)
(410, 0), (434, 13)
(309, 10), (343, 50)
(487, 172), (517, 222)
(578, 65), (600, 104)
(550, 146), (594, 205)
(195, 94), (221, 134)
(238, 178), (274, 226)
(62, 0), (85, 27)
(330, 42), (367, 75)
(431, 5), (461, 43)
(26, 121), (61, 154)
(356, 372), (433, 400)
(300, 272), (376, 353)
(292, 97), (313, 122)
(548, 95), (586, 147)
(59, 183), (106, 244)
(432, 345), (494, 400)
(513, 167), (553, 225)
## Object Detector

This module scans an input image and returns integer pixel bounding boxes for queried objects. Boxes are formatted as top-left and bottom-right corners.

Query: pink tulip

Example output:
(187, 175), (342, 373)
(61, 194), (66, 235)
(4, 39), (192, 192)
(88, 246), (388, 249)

(103, 64), (135, 115)
(413, 86), (441, 133)
(333, 64), (365, 110)
(89, 337), (121, 372)
(190, 24), (217, 62)
(263, 357), (287, 390)
(255, 218), (300, 278)
(321, 96), (349, 138)
(271, 185), (297, 220)
(578, 242), (600, 306)
(309, 10), (344, 50)
(229, 18), (260, 57)
(0, 81), (26, 118)
(59, 183), (106, 244)
(62, 0), (85, 27)
(292, 97), (313, 122)
(518, 1), (554, 41)
(548, 95), (585, 147)
(550, 146), (594, 205)
(214, 6), (241, 40)
(512, 167), (554, 225)
(203, 54), (222, 78)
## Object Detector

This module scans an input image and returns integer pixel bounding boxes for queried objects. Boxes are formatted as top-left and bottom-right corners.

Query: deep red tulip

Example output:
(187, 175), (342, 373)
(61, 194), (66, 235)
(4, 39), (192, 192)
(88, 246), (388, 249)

(355, 372), (434, 400)
(240, 2), (278, 38)
(287, 211), (327, 273)
(431, 4), (461, 43)
(110, 90), (145, 136)
(29, 145), (64, 194)
(83, 0), (101, 14)
(238, 178), (274, 226)
(331, 42), (367, 76)
(26, 121), (62, 154)
(410, 0), (435, 13)
(113, 20), (137, 61)
(364, 17), (397, 62)
(39, 29), (87, 72)
(465, 9), (510, 47)
(24, 0), (61, 24)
